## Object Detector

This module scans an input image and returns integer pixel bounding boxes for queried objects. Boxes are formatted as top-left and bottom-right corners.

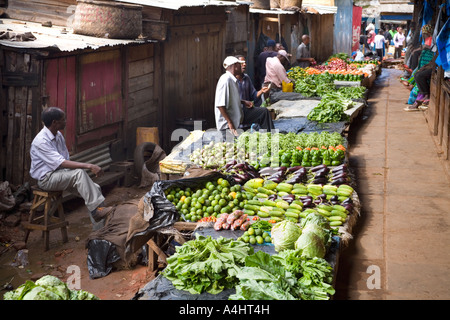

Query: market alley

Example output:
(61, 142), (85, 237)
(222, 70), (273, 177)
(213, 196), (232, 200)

(335, 68), (450, 300)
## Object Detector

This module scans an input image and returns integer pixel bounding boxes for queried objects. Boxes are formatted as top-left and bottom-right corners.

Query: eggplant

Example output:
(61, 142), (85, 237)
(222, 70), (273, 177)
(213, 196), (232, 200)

(314, 199), (323, 205)
(233, 163), (246, 170)
(314, 171), (328, 179)
(316, 193), (327, 200)
(233, 177), (244, 184)
(331, 164), (347, 173)
(259, 167), (277, 176)
(331, 169), (347, 177)
(247, 171), (257, 179)
(299, 195), (313, 201)
(268, 194), (278, 201)
(247, 164), (257, 172)
(330, 177), (347, 185)
(341, 197), (353, 204)
(293, 166), (307, 174)
(272, 166), (287, 173)
(234, 173), (248, 181)
(311, 164), (328, 172)
(313, 177), (328, 184)
(225, 160), (237, 168)
(330, 195), (339, 202)
(302, 200), (313, 207)
(268, 176), (284, 183)
(285, 174), (303, 184)
(282, 194), (295, 203)
(330, 200), (340, 205)
(314, 167), (330, 175)
(287, 165), (304, 173)
(332, 172), (348, 180)
(342, 203), (353, 212)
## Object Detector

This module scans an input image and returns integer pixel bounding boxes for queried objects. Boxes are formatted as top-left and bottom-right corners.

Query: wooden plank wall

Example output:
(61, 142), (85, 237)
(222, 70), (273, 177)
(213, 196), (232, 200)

(308, 13), (334, 64)
(5, 0), (76, 27)
(0, 49), (41, 185)
(160, 6), (226, 152)
(125, 43), (158, 159)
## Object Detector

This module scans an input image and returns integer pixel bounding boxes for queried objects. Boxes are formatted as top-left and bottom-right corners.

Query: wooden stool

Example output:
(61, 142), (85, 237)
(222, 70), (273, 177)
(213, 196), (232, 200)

(23, 188), (69, 251)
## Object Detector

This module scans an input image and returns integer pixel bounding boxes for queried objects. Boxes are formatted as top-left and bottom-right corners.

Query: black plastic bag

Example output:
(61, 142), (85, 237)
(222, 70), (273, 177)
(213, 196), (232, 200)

(86, 240), (121, 279)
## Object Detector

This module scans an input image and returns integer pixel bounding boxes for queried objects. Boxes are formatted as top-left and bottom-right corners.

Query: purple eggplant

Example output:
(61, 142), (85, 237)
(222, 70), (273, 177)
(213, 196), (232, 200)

(341, 197), (353, 204)
(293, 167), (307, 175)
(330, 200), (340, 205)
(302, 200), (313, 207)
(282, 194), (295, 203)
(332, 164), (347, 173)
(287, 165), (304, 173)
(268, 176), (284, 183)
(268, 194), (278, 201)
(332, 172), (348, 180)
(317, 193), (327, 200)
(313, 177), (328, 185)
(300, 195), (313, 201)
(330, 177), (347, 185)
(311, 164), (328, 172)
(342, 203), (353, 212)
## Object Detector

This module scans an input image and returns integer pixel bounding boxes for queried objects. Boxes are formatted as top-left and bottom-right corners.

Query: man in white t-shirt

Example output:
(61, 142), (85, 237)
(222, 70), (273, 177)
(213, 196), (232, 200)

(214, 56), (245, 138)
(374, 29), (386, 59)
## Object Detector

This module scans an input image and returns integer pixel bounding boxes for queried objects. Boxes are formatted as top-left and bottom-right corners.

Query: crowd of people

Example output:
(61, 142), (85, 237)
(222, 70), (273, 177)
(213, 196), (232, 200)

(214, 34), (317, 139)
(360, 23), (410, 60)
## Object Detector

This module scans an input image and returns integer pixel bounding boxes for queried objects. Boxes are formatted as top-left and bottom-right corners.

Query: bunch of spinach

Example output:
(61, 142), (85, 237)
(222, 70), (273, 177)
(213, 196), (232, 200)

(307, 92), (354, 123)
(162, 235), (253, 295)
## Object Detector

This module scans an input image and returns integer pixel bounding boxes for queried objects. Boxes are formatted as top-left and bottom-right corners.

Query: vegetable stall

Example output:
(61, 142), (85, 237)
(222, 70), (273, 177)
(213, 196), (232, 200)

(133, 53), (379, 301)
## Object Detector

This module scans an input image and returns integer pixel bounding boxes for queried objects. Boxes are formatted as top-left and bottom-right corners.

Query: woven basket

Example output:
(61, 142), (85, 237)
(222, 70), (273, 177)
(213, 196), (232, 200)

(270, 0), (281, 8)
(280, 0), (302, 10)
(72, 0), (142, 39)
(251, 0), (271, 10)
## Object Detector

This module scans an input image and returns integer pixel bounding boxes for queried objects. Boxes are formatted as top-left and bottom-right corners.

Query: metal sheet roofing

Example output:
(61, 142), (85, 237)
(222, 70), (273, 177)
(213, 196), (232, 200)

(116, 0), (240, 10)
(0, 19), (150, 52)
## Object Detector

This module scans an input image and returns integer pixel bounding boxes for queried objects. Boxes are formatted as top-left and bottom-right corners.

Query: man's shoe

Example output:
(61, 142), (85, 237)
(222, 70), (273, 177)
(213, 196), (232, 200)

(91, 206), (114, 222)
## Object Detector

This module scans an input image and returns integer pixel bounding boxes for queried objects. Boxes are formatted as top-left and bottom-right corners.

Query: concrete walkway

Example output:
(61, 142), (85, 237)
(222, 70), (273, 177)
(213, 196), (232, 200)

(334, 68), (450, 300)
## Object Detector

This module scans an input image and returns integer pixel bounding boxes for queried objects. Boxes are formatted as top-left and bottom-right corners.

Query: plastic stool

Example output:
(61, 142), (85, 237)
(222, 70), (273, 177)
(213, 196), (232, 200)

(23, 188), (69, 251)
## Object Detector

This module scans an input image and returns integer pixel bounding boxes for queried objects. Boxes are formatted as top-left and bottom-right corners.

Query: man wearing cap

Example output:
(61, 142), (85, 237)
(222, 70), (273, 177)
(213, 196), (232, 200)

(214, 56), (245, 138)
(264, 49), (292, 91)
(255, 39), (278, 90)
(296, 35), (316, 68)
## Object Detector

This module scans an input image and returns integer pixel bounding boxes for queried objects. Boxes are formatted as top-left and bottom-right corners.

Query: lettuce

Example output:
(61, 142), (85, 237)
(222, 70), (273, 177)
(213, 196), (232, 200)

(270, 220), (302, 252)
(3, 275), (99, 300)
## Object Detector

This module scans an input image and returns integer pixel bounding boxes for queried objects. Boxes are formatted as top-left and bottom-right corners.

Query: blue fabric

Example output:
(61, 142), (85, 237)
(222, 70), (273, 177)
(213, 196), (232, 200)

(435, 17), (450, 71)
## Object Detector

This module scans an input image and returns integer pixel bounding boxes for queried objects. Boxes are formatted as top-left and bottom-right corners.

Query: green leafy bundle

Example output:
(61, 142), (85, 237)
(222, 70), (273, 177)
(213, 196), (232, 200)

(229, 250), (335, 300)
(307, 92), (354, 123)
(3, 275), (99, 300)
(162, 235), (253, 295)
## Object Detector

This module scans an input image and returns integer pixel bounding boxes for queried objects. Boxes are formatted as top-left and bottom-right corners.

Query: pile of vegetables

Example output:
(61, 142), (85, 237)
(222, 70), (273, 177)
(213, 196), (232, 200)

(190, 132), (347, 170)
(3, 275), (98, 300)
(307, 92), (354, 123)
(161, 235), (253, 295)
(229, 250), (335, 300)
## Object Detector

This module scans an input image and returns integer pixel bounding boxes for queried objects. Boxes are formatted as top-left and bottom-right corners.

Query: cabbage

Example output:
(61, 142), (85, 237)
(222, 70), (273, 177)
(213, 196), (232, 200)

(301, 212), (330, 230)
(295, 231), (326, 259)
(271, 220), (302, 252)
(3, 275), (99, 300)
(302, 223), (332, 248)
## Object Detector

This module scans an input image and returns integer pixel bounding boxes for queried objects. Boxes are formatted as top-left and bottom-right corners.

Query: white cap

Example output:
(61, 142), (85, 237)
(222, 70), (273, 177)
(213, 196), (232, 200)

(223, 56), (244, 69)
(278, 49), (289, 59)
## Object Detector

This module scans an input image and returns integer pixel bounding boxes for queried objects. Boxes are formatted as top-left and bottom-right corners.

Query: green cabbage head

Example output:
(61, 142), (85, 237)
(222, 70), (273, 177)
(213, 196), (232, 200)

(271, 220), (302, 252)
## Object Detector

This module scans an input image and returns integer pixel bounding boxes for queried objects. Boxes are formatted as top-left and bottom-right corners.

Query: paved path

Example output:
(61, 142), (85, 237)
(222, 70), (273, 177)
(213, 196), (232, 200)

(334, 68), (450, 300)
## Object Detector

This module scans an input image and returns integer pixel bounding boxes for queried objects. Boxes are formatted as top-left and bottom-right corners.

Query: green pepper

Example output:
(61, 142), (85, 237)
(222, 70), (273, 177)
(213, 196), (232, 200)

(331, 160), (341, 166)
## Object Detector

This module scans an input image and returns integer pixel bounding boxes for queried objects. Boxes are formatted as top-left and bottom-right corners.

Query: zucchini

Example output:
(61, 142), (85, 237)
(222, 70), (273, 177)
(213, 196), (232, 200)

(257, 187), (276, 195)
(285, 211), (299, 219)
(244, 204), (261, 212)
(257, 211), (269, 218)
(243, 209), (255, 216)
(330, 220), (343, 226)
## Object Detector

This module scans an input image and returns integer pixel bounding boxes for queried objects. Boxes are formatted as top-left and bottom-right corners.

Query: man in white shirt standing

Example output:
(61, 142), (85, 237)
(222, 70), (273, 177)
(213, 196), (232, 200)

(374, 29), (386, 59)
(393, 27), (406, 59)
(215, 56), (245, 138)
(30, 107), (113, 230)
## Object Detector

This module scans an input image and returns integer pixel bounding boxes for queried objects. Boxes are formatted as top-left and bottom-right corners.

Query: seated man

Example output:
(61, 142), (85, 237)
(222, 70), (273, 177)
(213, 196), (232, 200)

(235, 55), (274, 131)
(30, 107), (113, 230)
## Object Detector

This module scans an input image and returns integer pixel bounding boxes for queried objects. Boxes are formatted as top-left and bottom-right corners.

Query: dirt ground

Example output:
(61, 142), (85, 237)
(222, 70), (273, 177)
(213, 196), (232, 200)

(0, 183), (159, 300)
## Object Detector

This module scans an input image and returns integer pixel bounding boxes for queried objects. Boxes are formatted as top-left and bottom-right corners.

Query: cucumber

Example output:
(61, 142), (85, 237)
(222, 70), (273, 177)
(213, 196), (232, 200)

(257, 211), (269, 218)
(257, 187), (276, 195)
(243, 209), (255, 216)
(330, 210), (347, 219)
(328, 215), (344, 222)
(317, 204), (333, 212)
(286, 208), (301, 214)
(247, 200), (262, 206)
(276, 201), (290, 210)
(263, 199), (278, 207)
(256, 193), (269, 198)
(332, 204), (348, 213)
(285, 211), (299, 219)
(269, 211), (284, 217)
(244, 204), (261, 212)
(317, 208), (332, 216)
(284, 216), (298, 223)
(330, 220), (343, 226)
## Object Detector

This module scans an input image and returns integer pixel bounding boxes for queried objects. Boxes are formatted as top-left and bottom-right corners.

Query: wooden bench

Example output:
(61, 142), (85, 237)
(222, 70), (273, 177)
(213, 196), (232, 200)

(63, 142), (127, 201)
(23, 188), (69, 251)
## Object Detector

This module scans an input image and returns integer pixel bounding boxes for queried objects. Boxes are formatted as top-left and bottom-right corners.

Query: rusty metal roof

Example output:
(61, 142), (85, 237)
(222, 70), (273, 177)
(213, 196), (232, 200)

(116, 0), (241, 10)
(0, 19), (151, 52)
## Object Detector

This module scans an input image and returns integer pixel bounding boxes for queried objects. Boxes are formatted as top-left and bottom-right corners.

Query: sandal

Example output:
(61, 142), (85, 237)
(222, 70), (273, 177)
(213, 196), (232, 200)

(418, 105), (428, 110)
(404, 105), (421, 112)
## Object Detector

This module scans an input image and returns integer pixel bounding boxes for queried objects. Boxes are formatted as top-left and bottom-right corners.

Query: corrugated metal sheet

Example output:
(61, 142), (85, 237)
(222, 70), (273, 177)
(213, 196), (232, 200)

(0, 19), (151, 52)
(249, 4), (337, 15)
(116, 0), (240, 10)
